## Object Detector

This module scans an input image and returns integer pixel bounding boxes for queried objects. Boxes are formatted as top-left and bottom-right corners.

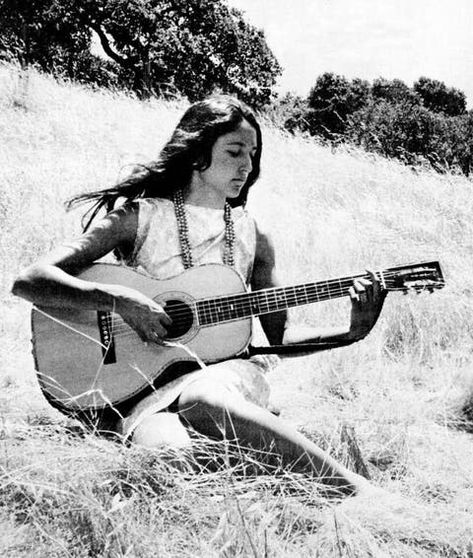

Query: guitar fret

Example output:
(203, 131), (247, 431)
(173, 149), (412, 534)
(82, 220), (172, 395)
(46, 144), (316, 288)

(273, 289), (285, 310)
(250, 295), (261, 315)
(305, 284), (318, 304)
(198, 300), (211, 326)
(286, 286), (295, 307)
(209, 301), (217, 323)
(295, 285), (309, 305)
(262, 290), (270, 314)
(264, 289), (275, 312)
(205, 300), (213, 325)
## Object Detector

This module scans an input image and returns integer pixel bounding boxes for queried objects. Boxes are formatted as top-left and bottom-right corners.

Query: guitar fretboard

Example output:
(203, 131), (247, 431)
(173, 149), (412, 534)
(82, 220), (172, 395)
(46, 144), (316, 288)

(196, 273), (371, 326)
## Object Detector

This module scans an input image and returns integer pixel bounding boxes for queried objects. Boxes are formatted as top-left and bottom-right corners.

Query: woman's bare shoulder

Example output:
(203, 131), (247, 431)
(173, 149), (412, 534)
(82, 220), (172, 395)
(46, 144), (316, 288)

(253, 219), (276, 264)
(251, 218), (279, 290)
(39, 203), (139, 272)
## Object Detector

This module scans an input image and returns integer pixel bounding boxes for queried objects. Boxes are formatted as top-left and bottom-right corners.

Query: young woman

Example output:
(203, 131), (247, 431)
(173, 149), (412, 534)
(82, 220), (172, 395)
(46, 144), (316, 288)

(13, 96), (385, 496)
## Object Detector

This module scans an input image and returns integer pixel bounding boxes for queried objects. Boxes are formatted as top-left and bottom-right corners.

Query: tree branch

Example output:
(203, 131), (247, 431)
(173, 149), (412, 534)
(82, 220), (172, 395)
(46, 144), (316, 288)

(88, 22), (131, 67)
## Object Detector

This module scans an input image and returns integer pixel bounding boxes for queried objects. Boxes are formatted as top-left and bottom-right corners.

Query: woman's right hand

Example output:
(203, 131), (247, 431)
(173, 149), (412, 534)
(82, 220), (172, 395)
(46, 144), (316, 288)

(111, 286), (172, 344)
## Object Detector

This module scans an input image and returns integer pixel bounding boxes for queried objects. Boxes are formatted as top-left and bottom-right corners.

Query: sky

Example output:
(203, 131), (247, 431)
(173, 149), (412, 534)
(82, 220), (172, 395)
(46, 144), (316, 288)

(227, 0), (473, 108)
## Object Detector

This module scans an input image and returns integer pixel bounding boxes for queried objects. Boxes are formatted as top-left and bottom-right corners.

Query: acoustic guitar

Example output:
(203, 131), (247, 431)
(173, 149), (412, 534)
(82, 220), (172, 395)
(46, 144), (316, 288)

(31, 261), (444, 411)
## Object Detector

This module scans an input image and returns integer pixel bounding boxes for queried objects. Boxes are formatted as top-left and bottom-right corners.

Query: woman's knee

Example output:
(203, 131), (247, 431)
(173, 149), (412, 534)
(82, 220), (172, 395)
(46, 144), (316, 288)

(177, 379), (244, 436)
(132, 412), (191, 449)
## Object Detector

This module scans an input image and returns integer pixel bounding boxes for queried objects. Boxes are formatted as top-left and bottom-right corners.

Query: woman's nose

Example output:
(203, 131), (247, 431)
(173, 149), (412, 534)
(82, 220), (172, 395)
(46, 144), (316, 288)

(241, 153), (253, 172)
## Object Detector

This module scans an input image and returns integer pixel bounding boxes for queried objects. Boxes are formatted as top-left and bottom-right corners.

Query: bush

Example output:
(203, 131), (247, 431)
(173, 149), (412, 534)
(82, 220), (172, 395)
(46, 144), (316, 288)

(414, 76), (467, 117)
(306, 73), (370, 139)
(347, 100), (473, 173)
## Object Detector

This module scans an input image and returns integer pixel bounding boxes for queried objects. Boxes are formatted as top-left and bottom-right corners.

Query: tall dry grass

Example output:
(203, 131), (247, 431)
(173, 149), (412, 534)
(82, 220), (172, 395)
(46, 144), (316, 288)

(1, 62), (473, 556)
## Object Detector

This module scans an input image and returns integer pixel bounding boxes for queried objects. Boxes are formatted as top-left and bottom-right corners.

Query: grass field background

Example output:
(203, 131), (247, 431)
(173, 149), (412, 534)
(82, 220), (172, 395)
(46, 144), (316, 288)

(1, 62), (473, 556)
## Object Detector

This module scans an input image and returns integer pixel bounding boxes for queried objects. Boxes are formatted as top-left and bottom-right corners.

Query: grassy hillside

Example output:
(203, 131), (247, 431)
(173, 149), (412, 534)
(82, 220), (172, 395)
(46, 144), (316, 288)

(1, 62), (473, 557)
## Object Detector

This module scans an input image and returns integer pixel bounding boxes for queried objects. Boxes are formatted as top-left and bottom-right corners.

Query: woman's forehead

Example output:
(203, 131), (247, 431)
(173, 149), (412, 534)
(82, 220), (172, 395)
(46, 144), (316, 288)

(220, 121), (258, 146)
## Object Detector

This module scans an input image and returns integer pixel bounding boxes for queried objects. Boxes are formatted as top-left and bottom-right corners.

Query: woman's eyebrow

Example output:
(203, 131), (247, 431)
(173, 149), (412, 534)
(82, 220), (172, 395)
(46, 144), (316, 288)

(226, 140), (258, 150)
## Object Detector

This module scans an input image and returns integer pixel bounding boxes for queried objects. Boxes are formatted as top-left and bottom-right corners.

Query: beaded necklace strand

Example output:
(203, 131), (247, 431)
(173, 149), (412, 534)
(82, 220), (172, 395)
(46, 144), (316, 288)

(172, 190), (235, 269)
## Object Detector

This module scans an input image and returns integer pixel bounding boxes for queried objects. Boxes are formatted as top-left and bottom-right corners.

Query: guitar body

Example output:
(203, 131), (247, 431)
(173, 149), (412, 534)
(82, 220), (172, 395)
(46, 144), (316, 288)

(32, 263), (252, 411)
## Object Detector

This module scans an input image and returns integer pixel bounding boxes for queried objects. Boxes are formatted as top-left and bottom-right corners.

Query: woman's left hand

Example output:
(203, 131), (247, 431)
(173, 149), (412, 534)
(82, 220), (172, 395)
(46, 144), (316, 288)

(348, 269), (387, 341)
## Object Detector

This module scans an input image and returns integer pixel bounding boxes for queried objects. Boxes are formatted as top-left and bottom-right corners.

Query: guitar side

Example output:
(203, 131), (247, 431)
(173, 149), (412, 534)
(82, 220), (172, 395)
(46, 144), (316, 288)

(32, 263), (252, 411)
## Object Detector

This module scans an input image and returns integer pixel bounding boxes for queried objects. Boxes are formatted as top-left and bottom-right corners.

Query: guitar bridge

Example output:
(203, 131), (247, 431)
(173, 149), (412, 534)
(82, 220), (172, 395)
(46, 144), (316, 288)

(97, 311), (116, 364)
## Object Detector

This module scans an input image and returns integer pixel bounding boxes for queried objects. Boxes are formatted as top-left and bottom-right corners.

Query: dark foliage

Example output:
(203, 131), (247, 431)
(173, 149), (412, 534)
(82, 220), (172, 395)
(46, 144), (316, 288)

(414, 77), (467, 117)
(306, 73), (370, 138)
(268, 93), (311, 134)
(371, 77), (420, 106)
(0, 0), (281, 107)
(348, 100), (473, 175)
(280, 72), (472, 176)
(0, 0), (92, 74)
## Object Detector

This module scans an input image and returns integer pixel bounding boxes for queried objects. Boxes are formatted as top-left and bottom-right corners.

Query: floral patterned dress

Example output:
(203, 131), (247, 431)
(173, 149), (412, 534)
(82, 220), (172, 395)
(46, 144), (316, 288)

(117, 198), (278, 439)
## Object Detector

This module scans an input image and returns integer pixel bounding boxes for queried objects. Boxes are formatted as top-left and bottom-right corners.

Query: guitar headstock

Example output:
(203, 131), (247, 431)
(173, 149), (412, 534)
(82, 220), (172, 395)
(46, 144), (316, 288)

(383, 261), (445, 293)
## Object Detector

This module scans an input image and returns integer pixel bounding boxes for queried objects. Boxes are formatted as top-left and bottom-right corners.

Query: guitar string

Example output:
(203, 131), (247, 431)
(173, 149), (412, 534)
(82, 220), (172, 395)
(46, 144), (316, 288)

(105, 284), (444, 337)
(101, 273), (444, 336)
(105, 281), (382, 334)
(104, 284), (435, 342)
(107, 268), (442, 323)
(103, 267), (444, 333)
(103, 276), (442, 338)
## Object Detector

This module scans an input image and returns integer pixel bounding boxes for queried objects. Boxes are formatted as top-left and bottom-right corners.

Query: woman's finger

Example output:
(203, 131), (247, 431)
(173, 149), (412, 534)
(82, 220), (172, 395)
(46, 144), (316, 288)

(158, 309), (173, 327)
(349, 285), (360, 302)
(147, 328), (167, 345)
(353, 280), (369, 303)
(366, 269), (386, 300)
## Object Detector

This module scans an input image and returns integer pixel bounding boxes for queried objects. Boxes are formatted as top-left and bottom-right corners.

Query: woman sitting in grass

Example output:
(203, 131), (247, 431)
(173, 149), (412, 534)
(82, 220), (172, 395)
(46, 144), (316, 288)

(13, 96), (385, 496)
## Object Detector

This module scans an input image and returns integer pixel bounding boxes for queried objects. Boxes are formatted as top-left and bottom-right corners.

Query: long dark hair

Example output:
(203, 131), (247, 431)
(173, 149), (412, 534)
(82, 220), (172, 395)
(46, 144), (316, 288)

(67, 96), (263, 230)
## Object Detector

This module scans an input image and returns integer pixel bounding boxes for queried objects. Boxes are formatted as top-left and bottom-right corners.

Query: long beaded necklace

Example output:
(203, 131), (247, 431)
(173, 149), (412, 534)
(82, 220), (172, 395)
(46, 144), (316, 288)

(172, 189), (235, 269)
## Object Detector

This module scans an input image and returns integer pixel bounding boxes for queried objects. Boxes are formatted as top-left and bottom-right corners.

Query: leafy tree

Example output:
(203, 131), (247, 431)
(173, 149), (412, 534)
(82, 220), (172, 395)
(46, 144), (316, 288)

(371, 77), (420, 106)
(414, 77), (467, 116)
(0, 0), (281, 107)
(443, 111), (473, 175)
(0, 0), (91, 73)
(306, 73), (370, 138)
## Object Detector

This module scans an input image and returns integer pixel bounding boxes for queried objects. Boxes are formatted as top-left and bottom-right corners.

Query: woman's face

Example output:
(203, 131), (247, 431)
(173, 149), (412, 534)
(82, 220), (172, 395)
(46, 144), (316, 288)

(190, 119), (258, 208)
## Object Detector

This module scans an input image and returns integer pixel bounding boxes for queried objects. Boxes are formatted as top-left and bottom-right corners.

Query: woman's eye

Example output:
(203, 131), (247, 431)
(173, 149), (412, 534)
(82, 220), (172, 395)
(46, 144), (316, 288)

(228, 151), (240, 158)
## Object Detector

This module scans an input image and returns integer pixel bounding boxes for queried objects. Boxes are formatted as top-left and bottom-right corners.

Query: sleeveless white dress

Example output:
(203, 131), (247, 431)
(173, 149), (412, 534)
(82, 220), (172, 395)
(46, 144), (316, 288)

(119, 198), (278, 438)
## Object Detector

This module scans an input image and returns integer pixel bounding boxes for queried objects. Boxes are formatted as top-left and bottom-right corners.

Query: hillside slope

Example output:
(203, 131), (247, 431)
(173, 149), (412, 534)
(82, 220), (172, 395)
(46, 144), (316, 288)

(1, 63), (473, 557)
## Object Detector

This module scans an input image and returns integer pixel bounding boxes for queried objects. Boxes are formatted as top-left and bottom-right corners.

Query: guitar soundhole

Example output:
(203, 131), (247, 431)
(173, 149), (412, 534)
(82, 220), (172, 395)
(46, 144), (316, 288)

(164, 299), (194, 339)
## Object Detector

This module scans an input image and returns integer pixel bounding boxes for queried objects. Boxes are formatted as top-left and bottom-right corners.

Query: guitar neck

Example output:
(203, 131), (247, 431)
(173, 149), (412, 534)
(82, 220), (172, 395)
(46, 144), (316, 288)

(197, 271), (373, 326)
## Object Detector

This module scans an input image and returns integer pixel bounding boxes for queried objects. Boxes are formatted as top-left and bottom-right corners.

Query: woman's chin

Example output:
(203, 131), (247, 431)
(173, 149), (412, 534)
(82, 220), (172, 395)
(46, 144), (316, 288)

(226, 188), (241, 199)
(229, 181), (245, 195)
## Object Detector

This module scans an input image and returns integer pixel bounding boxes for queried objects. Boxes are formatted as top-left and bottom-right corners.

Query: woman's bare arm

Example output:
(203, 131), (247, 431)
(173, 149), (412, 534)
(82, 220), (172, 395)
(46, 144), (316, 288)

(250, 223), (386, 350)
(12, 205), (171, 342)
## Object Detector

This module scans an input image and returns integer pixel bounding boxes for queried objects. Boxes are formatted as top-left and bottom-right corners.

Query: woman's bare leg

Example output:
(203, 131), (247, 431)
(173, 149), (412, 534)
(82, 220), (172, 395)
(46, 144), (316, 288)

(133, 411), (192, 449)
(177, 378), (371, 495)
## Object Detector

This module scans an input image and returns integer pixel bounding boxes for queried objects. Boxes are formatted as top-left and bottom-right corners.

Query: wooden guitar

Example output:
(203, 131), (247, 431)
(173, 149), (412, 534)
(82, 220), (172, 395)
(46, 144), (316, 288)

(31, 261), (444, 411)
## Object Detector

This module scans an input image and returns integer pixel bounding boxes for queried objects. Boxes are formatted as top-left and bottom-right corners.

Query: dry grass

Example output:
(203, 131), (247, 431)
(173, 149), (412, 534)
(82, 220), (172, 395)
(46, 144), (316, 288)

(1, 62), (473, 556)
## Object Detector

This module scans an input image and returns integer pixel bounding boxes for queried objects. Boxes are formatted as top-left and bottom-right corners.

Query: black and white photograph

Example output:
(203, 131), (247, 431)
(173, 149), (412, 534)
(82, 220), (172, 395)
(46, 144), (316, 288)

(1, 0), (472, 555)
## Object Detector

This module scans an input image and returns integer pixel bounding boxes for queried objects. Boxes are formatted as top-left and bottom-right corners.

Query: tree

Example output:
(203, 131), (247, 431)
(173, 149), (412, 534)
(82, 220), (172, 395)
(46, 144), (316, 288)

(268, 92), (310, 134)
(0, 0), (281, 107)
(0, 0), (91, 73)
(414, 77), (467, 117)
(371, 77), (420, 106)
(306, 73), (370, 138)
(347, 99), (472, 174)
